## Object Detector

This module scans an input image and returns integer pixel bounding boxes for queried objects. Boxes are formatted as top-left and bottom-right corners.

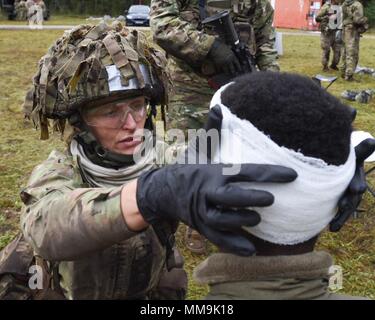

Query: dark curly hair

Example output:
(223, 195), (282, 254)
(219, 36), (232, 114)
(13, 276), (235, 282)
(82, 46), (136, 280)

(221, 72), (353, 165)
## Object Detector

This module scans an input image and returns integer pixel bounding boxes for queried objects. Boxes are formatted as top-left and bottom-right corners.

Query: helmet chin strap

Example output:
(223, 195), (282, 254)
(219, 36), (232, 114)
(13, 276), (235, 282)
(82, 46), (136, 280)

(69, 111), (155, 170)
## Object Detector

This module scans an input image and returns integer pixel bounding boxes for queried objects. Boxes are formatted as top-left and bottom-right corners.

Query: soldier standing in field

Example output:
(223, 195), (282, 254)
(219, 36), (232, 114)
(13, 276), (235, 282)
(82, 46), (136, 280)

(35, 0), (44, 28)
(341, 0), (368, 81)
(37, 0), (47, 20)
(315, 0), (343, 71)
(150, 0), (280, 254)
(15, 0), (27, 21)
(26, 0), (37, 29)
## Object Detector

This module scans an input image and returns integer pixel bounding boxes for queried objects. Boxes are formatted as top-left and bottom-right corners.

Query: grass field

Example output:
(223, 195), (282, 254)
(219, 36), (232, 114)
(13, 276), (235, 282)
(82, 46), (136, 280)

(0, 26), (374, 299)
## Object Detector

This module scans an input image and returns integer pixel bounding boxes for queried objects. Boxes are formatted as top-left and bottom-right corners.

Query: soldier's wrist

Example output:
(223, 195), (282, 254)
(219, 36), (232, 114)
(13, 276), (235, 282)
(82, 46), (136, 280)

(121, 180), (149, 232)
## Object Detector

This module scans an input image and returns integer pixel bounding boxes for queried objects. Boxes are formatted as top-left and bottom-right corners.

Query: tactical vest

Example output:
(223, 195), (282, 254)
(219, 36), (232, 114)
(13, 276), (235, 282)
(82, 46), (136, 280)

(0, 227), (181, 300)
(57, 226), (167, 299)
(0, 148), (181, 300)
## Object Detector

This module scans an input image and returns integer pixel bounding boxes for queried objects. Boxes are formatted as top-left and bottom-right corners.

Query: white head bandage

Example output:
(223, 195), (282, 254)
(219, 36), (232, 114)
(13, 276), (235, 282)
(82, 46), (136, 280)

(211, 83), (356, 245)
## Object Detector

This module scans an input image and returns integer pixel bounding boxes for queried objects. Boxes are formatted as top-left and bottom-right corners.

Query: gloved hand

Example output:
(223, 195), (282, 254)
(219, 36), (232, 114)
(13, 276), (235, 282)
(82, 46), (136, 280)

(137, 104), (297, 256)
(208, 39), (241, 76)
(136, 163), (297, 256)
(330, 138), (375, 232)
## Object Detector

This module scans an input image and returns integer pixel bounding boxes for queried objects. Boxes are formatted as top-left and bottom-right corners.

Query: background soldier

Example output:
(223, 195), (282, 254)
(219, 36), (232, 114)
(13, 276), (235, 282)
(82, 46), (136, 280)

(151, 0), (279, 131)
(34, 0), (44, 28)
(26, 0), (37, 28)
(37, 0), (48, 20)
(15, 0), (26, 21)
(315, 0), (343, 71)
(150, 0), (280, 253)
(25, 0), (35, 12)
(341, 0), (368, 81)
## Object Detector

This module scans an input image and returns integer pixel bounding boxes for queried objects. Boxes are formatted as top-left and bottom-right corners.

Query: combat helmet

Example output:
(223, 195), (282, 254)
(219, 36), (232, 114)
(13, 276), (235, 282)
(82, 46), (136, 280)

(23, 22), (169, 167)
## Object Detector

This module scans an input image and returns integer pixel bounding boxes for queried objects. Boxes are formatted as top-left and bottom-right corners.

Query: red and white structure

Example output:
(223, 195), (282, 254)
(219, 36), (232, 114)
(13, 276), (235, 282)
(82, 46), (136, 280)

(271, 0), (324, 31)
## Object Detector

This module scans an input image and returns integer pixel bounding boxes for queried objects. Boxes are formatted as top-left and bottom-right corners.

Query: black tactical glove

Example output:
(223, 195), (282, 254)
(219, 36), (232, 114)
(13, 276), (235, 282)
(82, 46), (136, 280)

(136, 163), (297, 256)
(330, 138), (375, 232)
(137, 104), (297, 256)
(208, 39), (241, 76)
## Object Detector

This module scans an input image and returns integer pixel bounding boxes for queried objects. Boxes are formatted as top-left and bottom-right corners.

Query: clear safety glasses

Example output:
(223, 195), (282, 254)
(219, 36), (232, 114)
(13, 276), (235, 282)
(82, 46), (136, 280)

(82, 99), (149, 129)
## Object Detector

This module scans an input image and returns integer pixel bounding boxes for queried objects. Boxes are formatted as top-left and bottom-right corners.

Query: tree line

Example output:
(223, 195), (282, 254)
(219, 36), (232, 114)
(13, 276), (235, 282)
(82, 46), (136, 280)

(43, 0), (150, 16)
(363, 0), (375, 27)
(40, 0), (375, 27)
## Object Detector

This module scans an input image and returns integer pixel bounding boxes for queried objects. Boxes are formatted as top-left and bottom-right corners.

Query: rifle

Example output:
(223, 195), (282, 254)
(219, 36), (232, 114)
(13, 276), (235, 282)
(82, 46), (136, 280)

(202, 10), (257, 89)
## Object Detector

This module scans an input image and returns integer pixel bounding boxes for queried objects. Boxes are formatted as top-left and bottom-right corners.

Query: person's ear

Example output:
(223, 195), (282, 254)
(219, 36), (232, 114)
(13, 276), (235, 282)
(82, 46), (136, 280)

(204, 104), (223, 133)
(355, 138), (375, 164)
(330, 138), (375, 232)
(348, 106), (357, 122)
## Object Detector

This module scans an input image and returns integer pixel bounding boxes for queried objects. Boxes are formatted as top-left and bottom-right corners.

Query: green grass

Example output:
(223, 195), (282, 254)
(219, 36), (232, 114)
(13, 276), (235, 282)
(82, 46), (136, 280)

(0, 28), (374, 300)
(277, 27), (375, 35)
(0, 29), (64, 249)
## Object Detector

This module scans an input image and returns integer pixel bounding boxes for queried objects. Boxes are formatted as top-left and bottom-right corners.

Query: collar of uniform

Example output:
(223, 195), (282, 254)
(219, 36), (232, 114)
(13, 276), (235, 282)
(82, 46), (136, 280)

(194, 251), (333, 284)
(193, 251), (334, 300)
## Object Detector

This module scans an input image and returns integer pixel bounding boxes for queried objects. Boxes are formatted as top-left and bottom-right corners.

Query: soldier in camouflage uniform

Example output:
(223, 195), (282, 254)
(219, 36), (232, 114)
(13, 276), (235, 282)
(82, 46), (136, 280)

(5, 23), (187, 300)
(15, 0), (28, 21)
(150, 0), (279, 253)
(315, 0), (342, 71)
(37, 0), (47, 20)
(1, 22), (291, 299)
(150, 0), (279, 131)
(341, 0), (368, 81)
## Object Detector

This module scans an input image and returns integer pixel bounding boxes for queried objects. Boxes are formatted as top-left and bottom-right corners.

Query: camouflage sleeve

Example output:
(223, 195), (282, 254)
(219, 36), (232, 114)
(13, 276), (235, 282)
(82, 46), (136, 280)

(20, 150), (139, 261)
(253, 0), (279, 71)
(315, 4), (330, 22)
(352, 3), (365, 25)
(150, 0), (216, 66)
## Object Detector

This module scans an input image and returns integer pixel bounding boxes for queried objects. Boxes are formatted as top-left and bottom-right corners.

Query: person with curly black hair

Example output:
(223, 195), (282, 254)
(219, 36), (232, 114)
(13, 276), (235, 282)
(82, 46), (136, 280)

(221, 72), (352, 166)
(193, 72), (372, 300)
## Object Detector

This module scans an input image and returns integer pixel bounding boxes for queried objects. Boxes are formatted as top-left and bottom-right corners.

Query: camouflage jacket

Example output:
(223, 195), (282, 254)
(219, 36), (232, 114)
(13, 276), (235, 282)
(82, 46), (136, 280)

(19, 142), (184, 299)
(150, 0), (279, 74)
(342, 0), (367, 29)
(15, 1), (27, 11)
(316, 3), (332, 33)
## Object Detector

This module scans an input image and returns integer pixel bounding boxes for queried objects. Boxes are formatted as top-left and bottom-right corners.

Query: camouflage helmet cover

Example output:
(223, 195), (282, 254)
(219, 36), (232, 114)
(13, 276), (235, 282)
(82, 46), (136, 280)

(23, 22), (169, 139)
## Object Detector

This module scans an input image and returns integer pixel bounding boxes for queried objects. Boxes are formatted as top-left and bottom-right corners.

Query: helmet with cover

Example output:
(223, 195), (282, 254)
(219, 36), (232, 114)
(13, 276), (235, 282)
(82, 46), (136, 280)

(23, 22), (169, 167)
